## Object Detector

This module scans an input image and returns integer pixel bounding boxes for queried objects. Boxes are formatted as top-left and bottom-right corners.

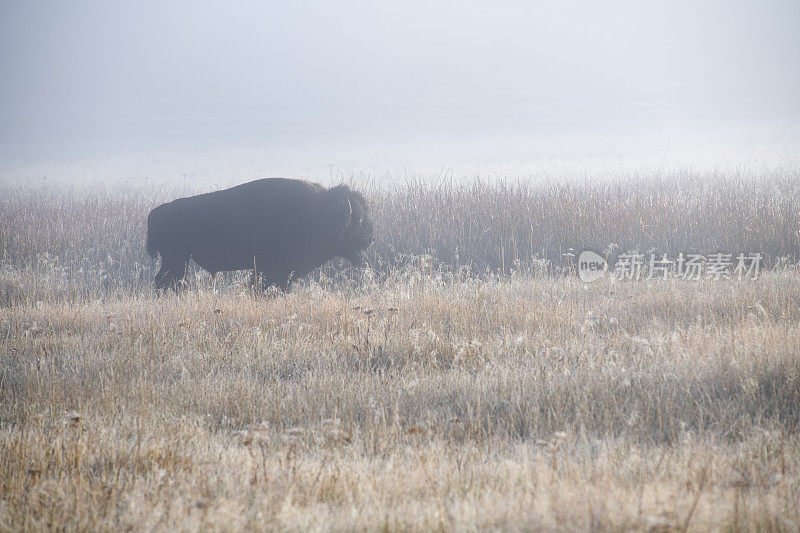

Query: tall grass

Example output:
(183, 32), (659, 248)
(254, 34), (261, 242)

(1, 174), (799, 529)
(367, 174), (800, 273)
(1, 173), (798, 302)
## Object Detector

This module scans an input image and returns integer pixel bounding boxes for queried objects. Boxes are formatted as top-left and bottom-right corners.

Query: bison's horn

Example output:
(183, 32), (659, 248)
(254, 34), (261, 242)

(338, 196), (353, 237)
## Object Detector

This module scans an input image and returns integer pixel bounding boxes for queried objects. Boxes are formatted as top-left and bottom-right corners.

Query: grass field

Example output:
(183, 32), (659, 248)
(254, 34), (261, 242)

(1, 175), (799, 530)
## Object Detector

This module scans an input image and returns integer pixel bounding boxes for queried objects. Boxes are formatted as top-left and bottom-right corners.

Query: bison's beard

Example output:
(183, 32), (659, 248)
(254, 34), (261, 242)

(344, 250), (365, 266)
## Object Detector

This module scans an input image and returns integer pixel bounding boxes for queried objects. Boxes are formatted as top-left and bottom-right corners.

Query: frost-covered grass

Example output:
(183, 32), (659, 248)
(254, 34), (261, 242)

(2, 272), (799, 530)
(1, 172), (798, 304)
(1, 177), (799, 530)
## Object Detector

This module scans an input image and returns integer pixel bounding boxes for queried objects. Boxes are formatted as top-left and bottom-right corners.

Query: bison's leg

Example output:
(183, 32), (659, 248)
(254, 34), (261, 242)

(154, 265), (171, 291)
(155, 267), (182, 292)
(260, 272), (286, 292)
(155, 253), (189, 292)
(172, 260), (189, 289)
(210, 271), (217, 294)
(250, 266), (290, 295)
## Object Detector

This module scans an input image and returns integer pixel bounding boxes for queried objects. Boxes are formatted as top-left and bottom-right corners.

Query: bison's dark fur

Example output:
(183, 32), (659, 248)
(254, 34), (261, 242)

(146, 178), (374, 291)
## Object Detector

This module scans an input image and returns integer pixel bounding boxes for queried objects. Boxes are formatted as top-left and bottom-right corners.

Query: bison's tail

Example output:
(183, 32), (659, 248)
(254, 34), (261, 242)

(145, 221), (158, 260)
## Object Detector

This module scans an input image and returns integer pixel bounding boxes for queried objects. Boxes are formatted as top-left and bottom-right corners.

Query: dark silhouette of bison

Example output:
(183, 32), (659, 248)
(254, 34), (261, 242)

(146, 178), (374, 291)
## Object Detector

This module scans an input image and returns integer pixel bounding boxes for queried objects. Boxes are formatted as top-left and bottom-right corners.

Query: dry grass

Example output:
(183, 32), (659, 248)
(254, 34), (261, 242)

(1, 173), (798, 300)
(1, 177), (799, 530)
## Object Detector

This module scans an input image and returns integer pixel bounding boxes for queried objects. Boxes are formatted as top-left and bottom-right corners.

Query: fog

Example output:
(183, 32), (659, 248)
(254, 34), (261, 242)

(1, 0), (799, 185)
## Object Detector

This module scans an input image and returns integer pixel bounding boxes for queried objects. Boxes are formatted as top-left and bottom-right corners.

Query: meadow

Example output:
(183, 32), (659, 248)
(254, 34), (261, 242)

(1, 173), (799, 530)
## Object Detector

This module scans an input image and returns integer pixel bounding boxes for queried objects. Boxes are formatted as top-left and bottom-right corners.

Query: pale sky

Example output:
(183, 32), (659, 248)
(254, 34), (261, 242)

(1, 0), (798, 147)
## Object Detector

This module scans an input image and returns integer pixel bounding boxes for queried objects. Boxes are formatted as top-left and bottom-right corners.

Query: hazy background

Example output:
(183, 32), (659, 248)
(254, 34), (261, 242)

(1, 0), (799, 186)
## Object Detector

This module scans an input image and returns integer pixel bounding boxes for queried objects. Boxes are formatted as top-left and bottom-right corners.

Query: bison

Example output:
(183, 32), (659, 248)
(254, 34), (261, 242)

(146, 178), (374, 291)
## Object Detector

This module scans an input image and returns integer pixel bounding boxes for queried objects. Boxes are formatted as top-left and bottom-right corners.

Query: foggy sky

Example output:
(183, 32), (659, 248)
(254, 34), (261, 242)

(1, 0), (798, 146)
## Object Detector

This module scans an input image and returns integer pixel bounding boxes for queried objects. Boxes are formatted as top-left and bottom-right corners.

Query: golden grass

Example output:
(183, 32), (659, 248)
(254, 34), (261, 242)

(1, 178), (799, 530)
(2, 271), (799, 530)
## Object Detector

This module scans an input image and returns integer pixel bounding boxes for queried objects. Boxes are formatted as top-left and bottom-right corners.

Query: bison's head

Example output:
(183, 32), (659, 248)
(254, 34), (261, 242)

(329, 186), (374, 265)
